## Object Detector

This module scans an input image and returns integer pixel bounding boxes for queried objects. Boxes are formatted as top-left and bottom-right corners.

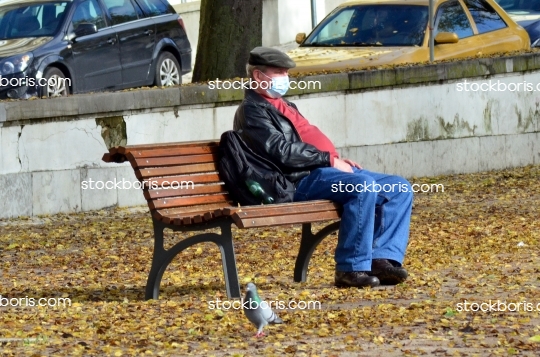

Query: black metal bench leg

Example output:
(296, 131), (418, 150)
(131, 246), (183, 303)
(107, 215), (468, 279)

(145, 219), (167, 300)
(214, 223), (241, 299)
(294, 221), (341, 282)
(145, 219), (241, 300)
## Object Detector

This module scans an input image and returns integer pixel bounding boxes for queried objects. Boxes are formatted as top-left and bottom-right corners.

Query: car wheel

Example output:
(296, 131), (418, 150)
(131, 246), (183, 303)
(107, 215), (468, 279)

(40, 67), (70, 97)
(155, 52), (181, 87)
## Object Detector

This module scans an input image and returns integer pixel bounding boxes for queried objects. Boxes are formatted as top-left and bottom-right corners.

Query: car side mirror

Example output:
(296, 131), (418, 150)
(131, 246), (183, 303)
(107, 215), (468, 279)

(74, 23), (97, 38)
(295, 32), (306, 44)
(434, 32), (459, 44)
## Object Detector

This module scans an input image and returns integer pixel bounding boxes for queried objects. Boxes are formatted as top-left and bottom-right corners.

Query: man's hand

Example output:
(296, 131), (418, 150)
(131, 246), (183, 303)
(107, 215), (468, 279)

(332, 158), (353, 173)
(342, 158), (362, 169)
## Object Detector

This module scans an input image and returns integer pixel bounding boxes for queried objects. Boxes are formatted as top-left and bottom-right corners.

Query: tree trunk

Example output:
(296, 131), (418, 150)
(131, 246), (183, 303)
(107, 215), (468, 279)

(192, 0), (263, 82)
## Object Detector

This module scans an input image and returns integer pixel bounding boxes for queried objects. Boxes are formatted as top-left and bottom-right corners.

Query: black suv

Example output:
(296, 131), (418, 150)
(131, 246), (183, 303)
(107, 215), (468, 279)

(0, 0), (191, 99)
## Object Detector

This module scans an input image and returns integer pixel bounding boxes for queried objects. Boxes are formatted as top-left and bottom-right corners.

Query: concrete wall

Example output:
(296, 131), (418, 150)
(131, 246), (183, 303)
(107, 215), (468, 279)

(1, 54), (539, 218)
(173, 1), (200, 69)
(267, 0), (333, 45)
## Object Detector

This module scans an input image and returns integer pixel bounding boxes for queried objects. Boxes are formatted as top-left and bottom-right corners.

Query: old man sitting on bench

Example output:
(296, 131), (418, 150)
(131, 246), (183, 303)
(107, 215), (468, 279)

(233, 47), (413, 288)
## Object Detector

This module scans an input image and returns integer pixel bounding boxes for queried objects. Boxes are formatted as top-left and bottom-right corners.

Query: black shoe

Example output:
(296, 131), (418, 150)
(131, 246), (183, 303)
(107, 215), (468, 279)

(335, 271), (380, 288)
(368, 259), (408, 285)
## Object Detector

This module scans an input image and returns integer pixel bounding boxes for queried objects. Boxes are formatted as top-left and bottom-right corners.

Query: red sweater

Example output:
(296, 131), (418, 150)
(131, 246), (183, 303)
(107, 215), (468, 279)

(265, 97), (339, 166)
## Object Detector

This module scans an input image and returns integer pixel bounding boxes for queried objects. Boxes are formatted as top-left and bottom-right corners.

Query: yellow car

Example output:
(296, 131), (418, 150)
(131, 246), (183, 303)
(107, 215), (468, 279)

(288, 0), (530, 74)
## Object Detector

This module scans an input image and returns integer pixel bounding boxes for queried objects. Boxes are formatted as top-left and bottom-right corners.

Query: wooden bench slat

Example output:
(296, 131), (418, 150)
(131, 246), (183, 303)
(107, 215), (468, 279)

(144, 184), (226, 200)
(233, 210), (341, 228)
(229, 201), (340, 221)
(149, 193), (231, 210)
(178, 213), (208, 226)
(154, 208), (224, 225)
(222, 200), (336, 216)
(129, 154), (217, 169)
(153, 203), (231, 221)
(164, 208), (224, 225)
(116, 140), (219, 154)
(159, 208), (223, 225)
(136, 163), (217, 179)
(161, 212), (215, 226)
(204, 209), (222, 221)
(128, 145), (218, 159)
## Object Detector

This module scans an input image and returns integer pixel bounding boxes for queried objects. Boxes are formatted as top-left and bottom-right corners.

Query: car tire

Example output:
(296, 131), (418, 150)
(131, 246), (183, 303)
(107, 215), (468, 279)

(154, 52), (181, 87)
(40, 67), (70, 98)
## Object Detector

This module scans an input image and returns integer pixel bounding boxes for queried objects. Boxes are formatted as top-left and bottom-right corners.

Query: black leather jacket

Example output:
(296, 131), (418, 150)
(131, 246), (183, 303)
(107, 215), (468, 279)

(233, 89), (331, 184)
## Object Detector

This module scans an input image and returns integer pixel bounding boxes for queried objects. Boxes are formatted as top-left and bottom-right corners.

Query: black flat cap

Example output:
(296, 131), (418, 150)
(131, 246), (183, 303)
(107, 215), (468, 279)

(248, 47), (296, 68)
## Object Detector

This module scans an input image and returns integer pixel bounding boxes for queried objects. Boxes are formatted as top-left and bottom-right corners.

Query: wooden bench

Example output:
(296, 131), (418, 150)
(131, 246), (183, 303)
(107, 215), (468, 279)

(103, 140), (342, 299)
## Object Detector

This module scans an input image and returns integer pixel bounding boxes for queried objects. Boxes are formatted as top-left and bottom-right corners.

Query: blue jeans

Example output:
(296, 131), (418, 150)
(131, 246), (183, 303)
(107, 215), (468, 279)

(294, 167), (413, 272)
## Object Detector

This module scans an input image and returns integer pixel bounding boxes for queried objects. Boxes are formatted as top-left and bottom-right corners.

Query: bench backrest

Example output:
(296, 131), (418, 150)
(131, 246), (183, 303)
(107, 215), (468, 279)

(103, 140), (233, 225)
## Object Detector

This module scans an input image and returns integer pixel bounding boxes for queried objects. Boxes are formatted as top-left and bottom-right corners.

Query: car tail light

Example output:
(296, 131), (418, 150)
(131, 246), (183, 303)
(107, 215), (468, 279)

(177, 16), (186, 31)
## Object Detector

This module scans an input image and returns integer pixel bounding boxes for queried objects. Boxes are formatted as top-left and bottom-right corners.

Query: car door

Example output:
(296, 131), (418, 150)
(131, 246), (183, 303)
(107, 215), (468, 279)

(67, 0), (122, 92)
(100, 0), (156, 87)
(462, 0), (524, 54)
(433, 0), (484, 60)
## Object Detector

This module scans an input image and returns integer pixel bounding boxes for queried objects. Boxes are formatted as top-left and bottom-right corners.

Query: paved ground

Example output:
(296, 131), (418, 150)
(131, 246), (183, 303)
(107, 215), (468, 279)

(0, 165), (539, 356)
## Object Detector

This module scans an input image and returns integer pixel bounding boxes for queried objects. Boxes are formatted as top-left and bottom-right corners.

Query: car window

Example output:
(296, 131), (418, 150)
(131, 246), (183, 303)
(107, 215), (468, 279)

(41, 3), (69, 33)
(71, 0), (106, 30)
(0, 2), (69, 39)
(464, 0), (507, 33)
(435, 1), (474, 39)
(102, 0), (139, 25)
(303, 5), (428, 47)
(313, 9), (355, 42)
(136, 0), (172, 16)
